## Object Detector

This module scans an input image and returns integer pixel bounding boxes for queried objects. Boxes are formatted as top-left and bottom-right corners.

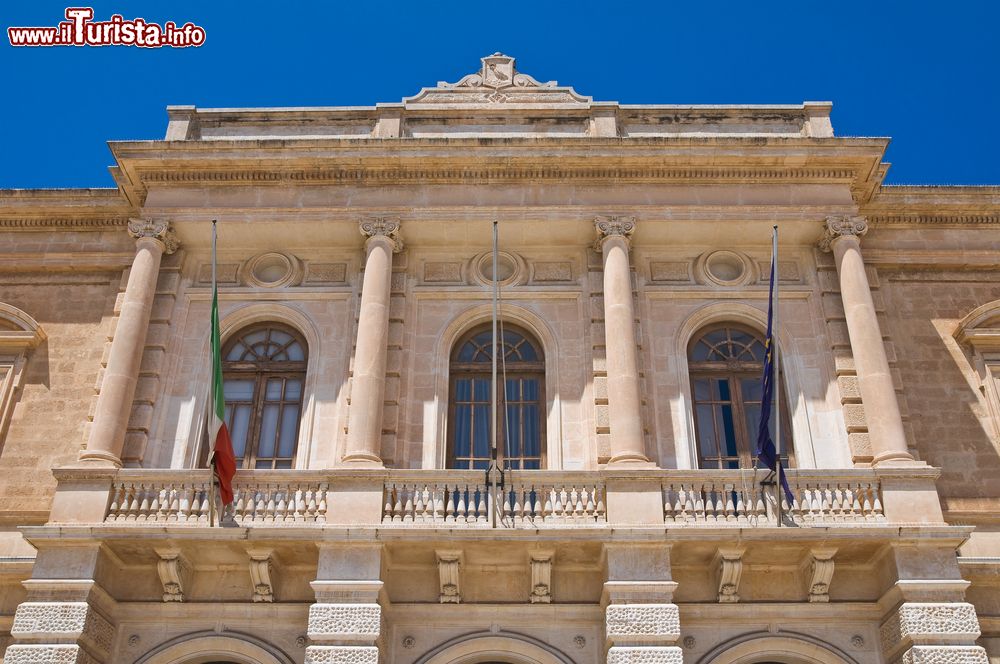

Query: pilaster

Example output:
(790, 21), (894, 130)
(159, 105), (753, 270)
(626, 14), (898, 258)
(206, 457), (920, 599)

(603, 544), (682, 664)
(306, 543), (384, 664)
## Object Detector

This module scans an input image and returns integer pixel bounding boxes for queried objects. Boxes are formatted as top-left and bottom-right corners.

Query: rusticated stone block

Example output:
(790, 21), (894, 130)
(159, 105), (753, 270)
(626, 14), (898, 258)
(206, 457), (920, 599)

(899, 646), (989, 664)
(607, 646), (684, 664)
(304, 646), (379, 664)
(307, 603), (380, 643)
(606, 604), (680, 643)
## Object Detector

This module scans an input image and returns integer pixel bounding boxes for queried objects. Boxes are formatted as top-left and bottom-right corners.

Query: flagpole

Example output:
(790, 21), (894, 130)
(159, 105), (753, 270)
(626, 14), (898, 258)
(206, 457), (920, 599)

(209, 220), (218, 528)
(772, 225), (782, 527)
(490, 218), (499, 528)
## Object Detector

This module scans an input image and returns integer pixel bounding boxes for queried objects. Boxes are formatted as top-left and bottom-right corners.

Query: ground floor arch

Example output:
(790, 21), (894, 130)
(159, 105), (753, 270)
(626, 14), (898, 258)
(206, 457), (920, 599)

(415, 632), (576, 664)
(700, 633), (859, 664)
(134, 631), (294, 664)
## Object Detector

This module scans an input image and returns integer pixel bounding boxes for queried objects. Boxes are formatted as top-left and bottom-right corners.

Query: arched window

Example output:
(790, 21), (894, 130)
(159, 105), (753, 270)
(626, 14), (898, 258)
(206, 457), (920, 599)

(448, 324), (545, 470)
(219, 323), (307, 469)
(688, 324), (793, 469)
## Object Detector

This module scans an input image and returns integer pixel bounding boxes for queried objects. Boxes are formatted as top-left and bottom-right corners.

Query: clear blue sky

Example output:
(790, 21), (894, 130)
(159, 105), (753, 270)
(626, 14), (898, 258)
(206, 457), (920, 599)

(2, 1), (998, 188)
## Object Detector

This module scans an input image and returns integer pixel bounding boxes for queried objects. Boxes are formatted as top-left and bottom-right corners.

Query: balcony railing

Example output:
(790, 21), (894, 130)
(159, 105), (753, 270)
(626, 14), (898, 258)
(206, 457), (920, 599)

(661, 470), (885, 525)
(382, 470), (606, 526)
(46, 466), (936, 528)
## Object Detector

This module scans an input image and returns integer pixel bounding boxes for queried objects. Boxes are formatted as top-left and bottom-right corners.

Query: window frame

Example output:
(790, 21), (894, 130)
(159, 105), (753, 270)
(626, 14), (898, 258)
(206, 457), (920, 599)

(688, 323), (794, 470)
(447, 323), (546, 470)
(204, 322), (308, 470)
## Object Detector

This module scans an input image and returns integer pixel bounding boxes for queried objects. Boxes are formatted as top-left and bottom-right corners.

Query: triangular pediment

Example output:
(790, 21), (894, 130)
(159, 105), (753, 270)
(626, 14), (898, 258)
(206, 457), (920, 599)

(403, 53), (591, 106)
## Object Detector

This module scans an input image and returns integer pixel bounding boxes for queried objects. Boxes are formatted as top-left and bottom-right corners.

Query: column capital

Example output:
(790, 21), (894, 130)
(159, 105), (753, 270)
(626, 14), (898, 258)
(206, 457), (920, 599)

(127, 218), (179, 254)
(360, 217), (403, 253)
(594, 215), (635, 251)
(819, 215), (868, 252)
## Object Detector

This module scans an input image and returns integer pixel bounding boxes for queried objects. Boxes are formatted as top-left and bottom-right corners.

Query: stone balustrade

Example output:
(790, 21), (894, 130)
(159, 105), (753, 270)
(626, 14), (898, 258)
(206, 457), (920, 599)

(45, 466), (941, 528)
(382, 470), (606, 526)
(105, 470), (329, 524)
(661, 470), (886, 525)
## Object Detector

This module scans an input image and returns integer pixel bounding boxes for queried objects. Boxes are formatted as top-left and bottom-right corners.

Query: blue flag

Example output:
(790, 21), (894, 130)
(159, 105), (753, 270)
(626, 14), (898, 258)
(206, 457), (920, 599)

(756, 256), (795, 505)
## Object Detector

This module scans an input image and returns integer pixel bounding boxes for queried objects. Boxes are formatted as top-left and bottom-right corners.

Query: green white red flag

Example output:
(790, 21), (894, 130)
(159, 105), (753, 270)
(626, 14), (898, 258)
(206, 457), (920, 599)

(208, 222), (236, 505)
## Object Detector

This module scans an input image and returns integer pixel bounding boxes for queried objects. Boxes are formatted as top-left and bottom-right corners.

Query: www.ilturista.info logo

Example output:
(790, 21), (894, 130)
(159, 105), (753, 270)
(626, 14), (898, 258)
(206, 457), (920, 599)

(8, 8), (206, 47)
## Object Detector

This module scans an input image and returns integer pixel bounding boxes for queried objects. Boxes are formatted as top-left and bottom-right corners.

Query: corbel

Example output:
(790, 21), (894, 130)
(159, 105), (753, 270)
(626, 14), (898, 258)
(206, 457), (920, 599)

(248, 548), (277, 603)
(154, 547), (190, 602)
(436, 549), (463, 604)
(529, 550), (554, 604)
(715, 546), (745, 603)
(806, 547), (837, 603)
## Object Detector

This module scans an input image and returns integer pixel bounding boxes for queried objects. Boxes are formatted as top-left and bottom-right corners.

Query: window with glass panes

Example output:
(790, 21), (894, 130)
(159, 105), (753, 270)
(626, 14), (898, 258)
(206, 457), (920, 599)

(216, 323), (307, 469)
(448, 324), (545, 470)
(688, 325), (793, 470)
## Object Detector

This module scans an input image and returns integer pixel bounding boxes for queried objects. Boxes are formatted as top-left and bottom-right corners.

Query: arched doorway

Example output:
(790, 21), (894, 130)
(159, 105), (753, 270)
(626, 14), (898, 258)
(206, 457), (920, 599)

(700, 633), (858, 664)
(135, 631), (293, 664)
(416, 632), (575, 664)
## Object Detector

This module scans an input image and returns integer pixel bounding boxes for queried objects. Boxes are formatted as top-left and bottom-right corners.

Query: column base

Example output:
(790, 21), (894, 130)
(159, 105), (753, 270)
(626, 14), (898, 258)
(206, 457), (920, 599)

(75, 451), (122, 468)
(608, 646), (684, 664)
(606, 454), (655, 468)
(340, 454), (384, 467)
(304, 646), (379, 664)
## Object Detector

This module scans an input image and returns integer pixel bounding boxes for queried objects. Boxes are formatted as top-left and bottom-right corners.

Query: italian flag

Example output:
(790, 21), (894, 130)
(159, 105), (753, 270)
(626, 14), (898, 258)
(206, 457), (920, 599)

(208, 242), (237, 505)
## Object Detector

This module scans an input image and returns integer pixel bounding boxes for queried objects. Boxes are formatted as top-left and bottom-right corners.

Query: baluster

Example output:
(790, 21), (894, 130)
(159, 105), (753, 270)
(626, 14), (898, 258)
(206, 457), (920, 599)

(457, 485), (469, 522)
(443, 485), (454, 522)
(316, 483), (328, 523)
(553, 487), (565, 520)
(276, 489), (289, 522)
(413, 484), (425, 522)
(870, 482), (884, 520)
(392, 484), (404, 522)
(860, 482), (873, 518)
(292, 488), (305, 522)
(595, 486), (607, 521)
(584, 486), (596, 520)
(107, 484), (122, 521)
(475, 484), (486, 523)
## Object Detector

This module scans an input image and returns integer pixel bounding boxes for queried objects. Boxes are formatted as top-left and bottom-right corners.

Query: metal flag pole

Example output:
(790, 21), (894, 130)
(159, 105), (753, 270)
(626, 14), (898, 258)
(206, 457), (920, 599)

(489, 218), (500, 528)
(772, 225), (782, 527)
(208, 220), (218, 528)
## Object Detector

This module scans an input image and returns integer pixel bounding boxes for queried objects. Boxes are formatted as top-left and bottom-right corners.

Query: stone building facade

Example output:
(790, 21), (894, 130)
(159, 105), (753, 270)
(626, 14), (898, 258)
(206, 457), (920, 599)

(0, 54), (998, 664)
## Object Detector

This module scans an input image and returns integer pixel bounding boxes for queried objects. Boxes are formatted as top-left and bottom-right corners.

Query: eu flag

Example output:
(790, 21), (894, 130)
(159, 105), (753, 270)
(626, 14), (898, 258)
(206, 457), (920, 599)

(756, 254), (795, 505)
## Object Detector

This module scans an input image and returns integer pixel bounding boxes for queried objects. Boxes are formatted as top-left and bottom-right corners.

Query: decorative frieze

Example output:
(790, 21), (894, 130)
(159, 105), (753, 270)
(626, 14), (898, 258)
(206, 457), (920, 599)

(531, 261), (573, 282)
(307, 604), (381, 643)
(304, 646), (380, 664)
(607, 646), (684, 664)
(529, 551), (553, 603)
(436, 550), (462, 603)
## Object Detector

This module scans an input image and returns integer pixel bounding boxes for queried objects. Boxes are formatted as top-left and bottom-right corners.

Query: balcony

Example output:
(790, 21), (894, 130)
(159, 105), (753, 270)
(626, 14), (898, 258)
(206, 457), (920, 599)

(45, 466), (943, 530)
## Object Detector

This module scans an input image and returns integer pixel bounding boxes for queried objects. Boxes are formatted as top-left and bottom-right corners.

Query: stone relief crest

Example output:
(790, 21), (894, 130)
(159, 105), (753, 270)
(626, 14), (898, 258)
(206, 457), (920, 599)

(403, 53), (591, 105)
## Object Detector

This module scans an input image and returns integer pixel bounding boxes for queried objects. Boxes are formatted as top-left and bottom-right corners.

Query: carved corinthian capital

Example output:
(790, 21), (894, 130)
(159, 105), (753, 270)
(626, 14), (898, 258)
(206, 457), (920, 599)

(127, 218), (179, 254)
(594, 216), (636, 251)
(819, 215), (869, 252)
(360, 217), (403, 252)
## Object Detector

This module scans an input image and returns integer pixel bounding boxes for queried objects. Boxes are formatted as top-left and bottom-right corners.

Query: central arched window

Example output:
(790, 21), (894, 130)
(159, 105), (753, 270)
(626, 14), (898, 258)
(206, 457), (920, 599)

(219, 323), (307, 469)
(689, 324), (793, 469)
(448, 324), (545, 470)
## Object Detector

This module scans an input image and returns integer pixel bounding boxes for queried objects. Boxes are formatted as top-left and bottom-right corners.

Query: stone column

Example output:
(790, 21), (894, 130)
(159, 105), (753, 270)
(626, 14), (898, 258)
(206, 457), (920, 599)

(595, 216), (649, 465)
(306, 543), (384, 664)
(343, 218), (402, 465)
(80, 219), (177, 466)
(821, 216), (913, 466)
(603, 544), (682, 664)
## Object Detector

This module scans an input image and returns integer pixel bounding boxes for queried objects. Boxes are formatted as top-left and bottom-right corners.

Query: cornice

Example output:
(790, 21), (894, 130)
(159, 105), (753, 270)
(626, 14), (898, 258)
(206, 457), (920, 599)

(135, 165), (860, 186)
(0, 217), (129, 231)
